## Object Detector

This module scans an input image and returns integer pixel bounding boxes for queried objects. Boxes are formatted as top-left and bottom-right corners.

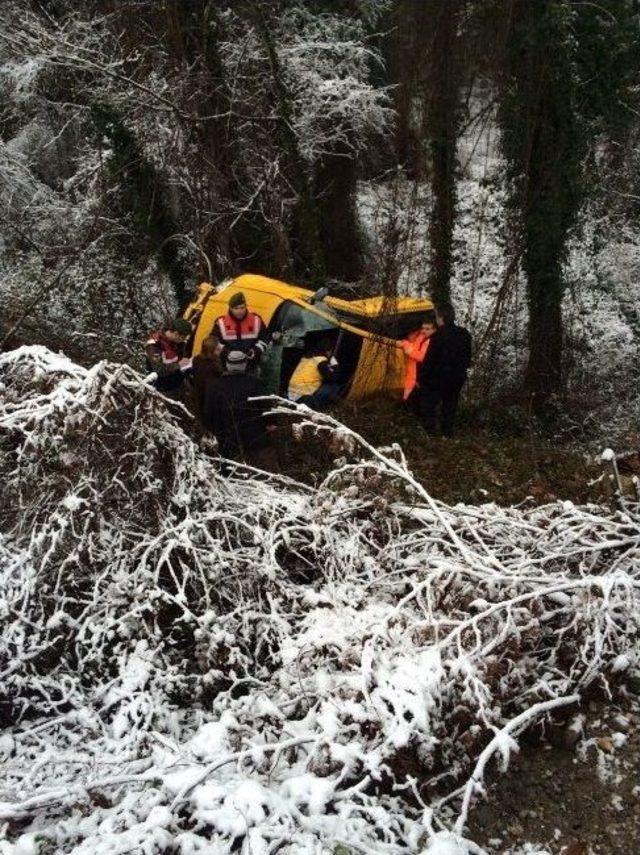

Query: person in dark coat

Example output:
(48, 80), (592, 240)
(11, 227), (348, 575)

(416, 303), (472, 438)
(192, 335), (223, 414)
(204, 349), (274, 461)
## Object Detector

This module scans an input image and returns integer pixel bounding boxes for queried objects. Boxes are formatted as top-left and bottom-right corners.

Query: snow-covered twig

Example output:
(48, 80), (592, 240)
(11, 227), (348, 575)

(0, 347), (638, 854)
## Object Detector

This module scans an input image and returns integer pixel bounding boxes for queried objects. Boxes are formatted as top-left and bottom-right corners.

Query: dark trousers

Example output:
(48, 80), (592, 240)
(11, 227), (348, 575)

(404, 388), (421, 415)
(154, 373), (186, 398)
(297, 382), (342, 411)
(419, 380), (464, 437)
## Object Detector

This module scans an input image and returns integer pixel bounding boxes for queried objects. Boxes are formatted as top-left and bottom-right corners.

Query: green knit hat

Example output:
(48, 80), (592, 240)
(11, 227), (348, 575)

(171, 318), (193, 337)
(228, 291), (247, 309)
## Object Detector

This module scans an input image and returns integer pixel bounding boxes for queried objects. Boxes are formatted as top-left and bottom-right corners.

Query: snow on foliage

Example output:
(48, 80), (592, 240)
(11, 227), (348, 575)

(358, 95), (640, 438)
(0, 11), (179, 363)
(0, 0), (394, 363)
(1, 0), (638, 433)
(274, 6), (393, 161)
(1, 347), (639, 852)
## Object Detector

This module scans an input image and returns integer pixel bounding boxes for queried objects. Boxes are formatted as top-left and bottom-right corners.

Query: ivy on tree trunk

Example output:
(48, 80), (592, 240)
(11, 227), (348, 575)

(426, 0), (462, 308)
(91, 103), (187, 302)
(498, 0), (583, 402)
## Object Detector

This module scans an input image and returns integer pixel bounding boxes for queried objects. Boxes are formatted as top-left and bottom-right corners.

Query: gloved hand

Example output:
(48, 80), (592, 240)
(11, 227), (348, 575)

(247, 347), (262, 364)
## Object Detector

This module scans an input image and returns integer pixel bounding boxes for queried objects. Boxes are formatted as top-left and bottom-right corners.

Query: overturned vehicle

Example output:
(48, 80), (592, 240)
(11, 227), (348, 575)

(182, 274), (434, 400)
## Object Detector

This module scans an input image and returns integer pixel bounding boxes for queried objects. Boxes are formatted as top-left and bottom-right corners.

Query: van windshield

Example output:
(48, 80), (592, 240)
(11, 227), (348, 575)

(264, 300), (361, 397)
(269, 300), (338, 344)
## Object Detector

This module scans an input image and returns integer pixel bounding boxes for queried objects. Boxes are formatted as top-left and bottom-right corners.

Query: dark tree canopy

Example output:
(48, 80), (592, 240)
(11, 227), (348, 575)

(1, 0), (639, 396)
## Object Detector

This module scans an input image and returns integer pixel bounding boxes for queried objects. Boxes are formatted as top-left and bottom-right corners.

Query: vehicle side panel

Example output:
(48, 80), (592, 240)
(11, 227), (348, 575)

(182, 274), (422, 400)
(348, 337), (404, 399)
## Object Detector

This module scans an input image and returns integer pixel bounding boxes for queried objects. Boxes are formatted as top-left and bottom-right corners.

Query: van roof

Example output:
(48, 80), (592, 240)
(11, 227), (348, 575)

(224, 274), (434, 318)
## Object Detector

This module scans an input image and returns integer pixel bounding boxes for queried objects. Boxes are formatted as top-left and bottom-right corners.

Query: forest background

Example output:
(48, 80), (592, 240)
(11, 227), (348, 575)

(1, 0), (640, 440)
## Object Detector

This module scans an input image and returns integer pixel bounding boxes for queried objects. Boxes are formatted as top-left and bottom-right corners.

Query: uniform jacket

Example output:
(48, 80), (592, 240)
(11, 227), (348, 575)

(145, 330), (183, 377)
(211, 311), (269, 357)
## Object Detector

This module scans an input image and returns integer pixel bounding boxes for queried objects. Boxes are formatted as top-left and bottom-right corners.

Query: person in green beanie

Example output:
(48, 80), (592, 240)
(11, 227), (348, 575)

(210, 291), (269, 368)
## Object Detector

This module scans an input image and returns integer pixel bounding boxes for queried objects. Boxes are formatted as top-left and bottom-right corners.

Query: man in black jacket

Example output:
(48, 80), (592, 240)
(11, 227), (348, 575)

(416, 303), (472, 438)
(204, 350), (273, 461)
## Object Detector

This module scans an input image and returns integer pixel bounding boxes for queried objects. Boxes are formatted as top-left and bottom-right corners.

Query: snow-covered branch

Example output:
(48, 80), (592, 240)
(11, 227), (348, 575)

(0, 347), (638, 853)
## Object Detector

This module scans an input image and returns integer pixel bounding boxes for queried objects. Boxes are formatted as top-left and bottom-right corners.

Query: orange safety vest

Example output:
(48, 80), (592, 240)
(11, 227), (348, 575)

(214, 312), (266, 350)
(401, 331), (430, 400)
(145, 330), (180, 366)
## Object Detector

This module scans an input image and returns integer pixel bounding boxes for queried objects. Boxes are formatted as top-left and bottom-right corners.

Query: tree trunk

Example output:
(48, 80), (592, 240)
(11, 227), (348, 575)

(315, 143), (362, 282)
(426, 0), (461, 307)
(385, 0), (422, 176)
(523, 227), (564, 395)
(250, 4), (327, 283)
(163, 1), (241, 278)
(497, 0), (583, 402)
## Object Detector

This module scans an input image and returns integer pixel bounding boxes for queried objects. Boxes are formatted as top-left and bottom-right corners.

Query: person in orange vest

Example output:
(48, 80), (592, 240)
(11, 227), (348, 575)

(210, 292), (269, 369)
(401, 315), (437, 409)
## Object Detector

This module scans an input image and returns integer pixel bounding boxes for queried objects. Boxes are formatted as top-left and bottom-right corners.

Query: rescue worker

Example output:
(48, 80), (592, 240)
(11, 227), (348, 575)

(145, 317), (193, 396)
(401, 315), (437, 409)
(204, 349), (275, 463)
(416, 303), (472, 438)
(289, 354), (325, 401)
(293, 346), (344, 410)
(210, 292), (269, 369)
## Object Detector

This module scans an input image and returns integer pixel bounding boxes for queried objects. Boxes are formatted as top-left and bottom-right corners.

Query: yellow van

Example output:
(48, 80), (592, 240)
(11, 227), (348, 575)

(182, 273), (434, 400)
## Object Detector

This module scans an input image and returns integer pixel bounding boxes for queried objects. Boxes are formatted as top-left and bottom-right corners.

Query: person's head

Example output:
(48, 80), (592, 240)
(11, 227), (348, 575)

(165, 317), (193, 343)
(224, 349), (249, 375)
(421, 312), (437, 337)
(202, 335), (221, 359)
(435, 303), (455, 327)
(228, 291), (247, 320)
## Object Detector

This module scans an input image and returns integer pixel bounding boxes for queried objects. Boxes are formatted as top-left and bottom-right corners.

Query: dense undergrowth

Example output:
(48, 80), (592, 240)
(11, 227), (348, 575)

(277, 395), (639, 508)
(0, 346), (639, 854)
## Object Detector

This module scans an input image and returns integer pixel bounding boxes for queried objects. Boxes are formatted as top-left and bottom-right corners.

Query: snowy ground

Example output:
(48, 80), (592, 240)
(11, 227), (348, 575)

(467, 694), (640, 853)
(1, 346), (639, 854)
